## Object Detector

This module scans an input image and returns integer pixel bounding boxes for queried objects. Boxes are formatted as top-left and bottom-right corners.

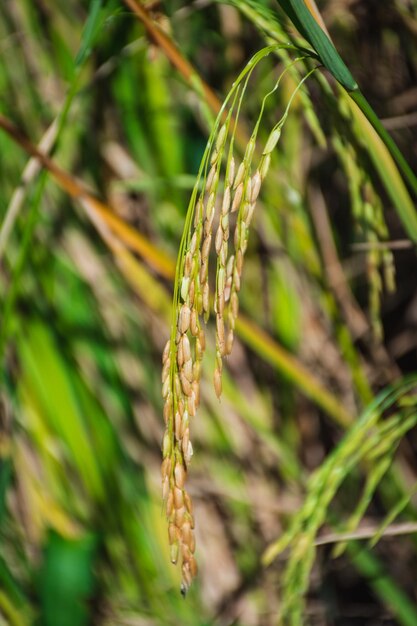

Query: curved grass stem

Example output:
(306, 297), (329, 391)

(349, 89), (417, 202)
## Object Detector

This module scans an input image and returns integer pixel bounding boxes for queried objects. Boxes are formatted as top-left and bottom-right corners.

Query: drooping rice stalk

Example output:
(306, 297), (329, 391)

(161, 47), (316, 593)
(262, 376), (417, 626)
(333, 134), (396, 339)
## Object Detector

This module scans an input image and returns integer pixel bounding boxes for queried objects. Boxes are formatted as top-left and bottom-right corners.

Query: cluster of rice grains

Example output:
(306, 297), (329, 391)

(161, 126), (280, 595)
(333, 136), (396, 339)
(161, 46), (297, 595)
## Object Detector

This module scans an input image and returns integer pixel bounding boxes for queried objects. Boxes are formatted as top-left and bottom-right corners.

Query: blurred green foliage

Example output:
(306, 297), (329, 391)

(1, 1), (417, 625)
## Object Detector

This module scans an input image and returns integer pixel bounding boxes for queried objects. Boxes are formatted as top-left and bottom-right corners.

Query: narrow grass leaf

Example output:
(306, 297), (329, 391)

(275, 0), (357, 90)
(38, 531), (96, 626)
(75, 0), (103, 67)
(349, 544), (417, 626)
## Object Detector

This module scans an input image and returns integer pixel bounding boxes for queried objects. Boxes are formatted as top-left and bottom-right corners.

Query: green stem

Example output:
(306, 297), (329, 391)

(235, 315), (353, 428)
(349, 543), (417, 626)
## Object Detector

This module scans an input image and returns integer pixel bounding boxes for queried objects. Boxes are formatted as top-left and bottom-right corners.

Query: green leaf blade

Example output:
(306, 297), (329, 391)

(276, 0), (358, 91)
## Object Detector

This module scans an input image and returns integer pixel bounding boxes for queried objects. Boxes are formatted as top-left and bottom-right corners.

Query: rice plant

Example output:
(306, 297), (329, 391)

(1, 1), (417, 625)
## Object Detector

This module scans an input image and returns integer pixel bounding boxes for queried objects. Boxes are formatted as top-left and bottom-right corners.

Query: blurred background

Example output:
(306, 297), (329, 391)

(1, 1), (417, 624)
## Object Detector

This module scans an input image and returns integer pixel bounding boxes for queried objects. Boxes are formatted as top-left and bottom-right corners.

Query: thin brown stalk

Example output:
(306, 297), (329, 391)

(121, 0), (250, 148)
(314, 521), (417, 547)
(308, 185), (369, 339)
(122, 0), (222, 116)
(0, 114), (173, 279)
(352, 240), (414, 251)
(308, 185), (399, 381)
(0, 119), (58, 262)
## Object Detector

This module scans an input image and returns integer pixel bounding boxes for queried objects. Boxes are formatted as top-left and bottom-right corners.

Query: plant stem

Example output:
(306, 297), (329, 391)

(349, 89), (417, 199)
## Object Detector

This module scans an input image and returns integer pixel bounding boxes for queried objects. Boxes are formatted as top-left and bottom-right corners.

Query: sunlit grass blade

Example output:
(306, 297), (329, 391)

(17, 322), (105, 500)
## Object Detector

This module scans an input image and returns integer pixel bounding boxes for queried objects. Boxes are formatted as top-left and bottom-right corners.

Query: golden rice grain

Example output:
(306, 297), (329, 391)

(215, 224), (223, 254)
(222, 186), (231, 215)
(251, 170), (262, 202)
(179, 304), (191, 334)
(184, 440), (193, 465)
(182, 358), (193, 382)
(184, 491), (193, 515)
(234, 161), (245, 189)
(162, 339), (170, 364)
(175, 506), (186, 527)
(216, 123), (227, 150)
(263, 126), (281, 154)
(162, 476), (170, 500)
(213, 366), (222, 398)
(180, 371), (192, 396)
(260, 154), (271, 179)
(245, 177), (252, 202)
(228, 157), (236, 187)
(219, 241), (228, 265)
(206, 164), (217, 193)
(174, 487), (184, 509)
(169, 522), (178, 544)
(174, 462), (186, 489)
(231, 182), (244, 213)
(190, 309), (199, 336)
(176, 341), (184, 368)
(170, 542), (179, 565)
(166, 490), (174, 517)
(201, 233), (212, 263)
